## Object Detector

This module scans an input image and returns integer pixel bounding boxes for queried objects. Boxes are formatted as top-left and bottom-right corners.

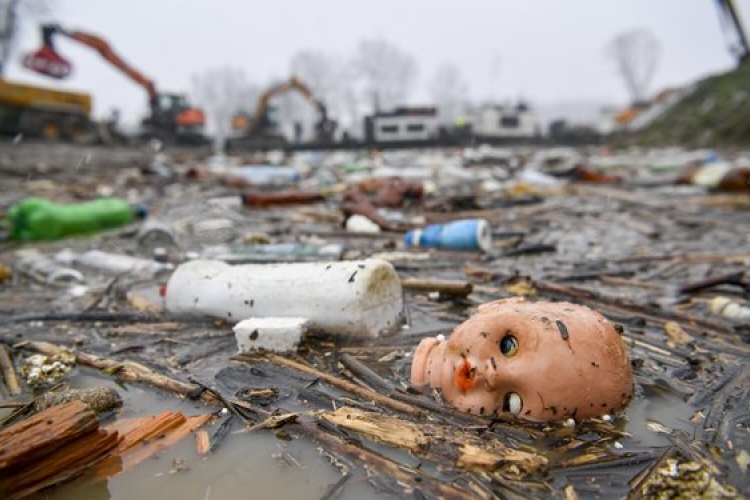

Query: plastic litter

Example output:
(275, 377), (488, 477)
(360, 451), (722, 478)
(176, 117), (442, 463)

(709, 296), (750, 321)
(223, 165), (301, 187)
(56, 249), (173, 278)
(234, 317), (309, 353)
(136, 219), (178, 249)
(404, 219), (492, 252)
(345, 214), (381, 233)
(15, 250), (84, 284)
(165, 258), (403, 337)
(6, 197), (147, 241)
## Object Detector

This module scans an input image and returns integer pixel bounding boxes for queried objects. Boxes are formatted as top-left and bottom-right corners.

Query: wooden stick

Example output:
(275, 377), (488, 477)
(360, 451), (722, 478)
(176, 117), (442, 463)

(0, 345), (21, 396)
(233, 354), (424, 418)
(11, 340), (218, 405)
(401, 277), (474, 297)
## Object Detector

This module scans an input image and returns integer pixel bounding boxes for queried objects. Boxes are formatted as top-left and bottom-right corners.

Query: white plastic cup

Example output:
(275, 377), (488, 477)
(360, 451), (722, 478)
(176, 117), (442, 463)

(165, 258), (404, 337)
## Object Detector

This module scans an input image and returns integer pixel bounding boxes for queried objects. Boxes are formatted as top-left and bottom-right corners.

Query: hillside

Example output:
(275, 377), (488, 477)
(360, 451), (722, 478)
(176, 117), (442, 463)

(635, 63), (750, 148)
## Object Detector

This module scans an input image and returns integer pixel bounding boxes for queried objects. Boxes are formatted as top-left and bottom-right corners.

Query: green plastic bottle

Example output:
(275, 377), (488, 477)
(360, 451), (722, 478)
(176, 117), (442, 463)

(6, 197), (148, 241)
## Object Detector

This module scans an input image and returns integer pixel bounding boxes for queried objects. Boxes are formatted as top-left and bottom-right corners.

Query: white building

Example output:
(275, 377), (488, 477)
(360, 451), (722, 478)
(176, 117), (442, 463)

(365, 107), (441, 142)
(467, 102), (538, 138)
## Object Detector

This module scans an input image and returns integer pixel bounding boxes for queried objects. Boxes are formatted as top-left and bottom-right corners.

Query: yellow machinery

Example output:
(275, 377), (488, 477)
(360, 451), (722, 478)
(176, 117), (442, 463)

(231, 76), (336, 143)
(0, 78), (92, 140)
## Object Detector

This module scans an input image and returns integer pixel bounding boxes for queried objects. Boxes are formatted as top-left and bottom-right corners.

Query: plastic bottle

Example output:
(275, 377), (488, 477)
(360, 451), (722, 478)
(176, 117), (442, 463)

(6, 197), (147, 241)
(55, 249), (172, 278)
(165, 258), (404, 337)
(15, 251), (84, 285)
(404, 219), (492, 252)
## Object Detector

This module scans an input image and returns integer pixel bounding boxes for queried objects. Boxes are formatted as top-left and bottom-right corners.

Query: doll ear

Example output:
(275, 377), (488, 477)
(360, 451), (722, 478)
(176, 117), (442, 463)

(410, 337), (442, 388)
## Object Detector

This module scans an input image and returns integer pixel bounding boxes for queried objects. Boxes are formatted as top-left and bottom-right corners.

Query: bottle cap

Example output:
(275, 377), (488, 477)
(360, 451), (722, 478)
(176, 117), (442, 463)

(133, 204), (149, 219)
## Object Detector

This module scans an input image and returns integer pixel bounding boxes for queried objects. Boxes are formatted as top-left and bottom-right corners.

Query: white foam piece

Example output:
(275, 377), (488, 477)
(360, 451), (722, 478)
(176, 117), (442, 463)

(234, 317), (309, 353)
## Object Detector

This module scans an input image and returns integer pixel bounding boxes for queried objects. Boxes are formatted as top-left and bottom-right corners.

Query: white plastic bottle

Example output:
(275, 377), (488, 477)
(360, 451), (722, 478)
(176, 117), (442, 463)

(164, 258), (404, 337)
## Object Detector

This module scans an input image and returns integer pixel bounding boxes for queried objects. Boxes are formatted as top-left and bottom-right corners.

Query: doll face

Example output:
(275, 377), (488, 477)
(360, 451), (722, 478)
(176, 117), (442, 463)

(421, 298), (633, 420)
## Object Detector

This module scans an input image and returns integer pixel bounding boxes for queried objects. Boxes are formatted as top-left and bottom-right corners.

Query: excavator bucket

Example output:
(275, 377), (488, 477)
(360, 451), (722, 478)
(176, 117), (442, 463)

(22, 45), (73, 79)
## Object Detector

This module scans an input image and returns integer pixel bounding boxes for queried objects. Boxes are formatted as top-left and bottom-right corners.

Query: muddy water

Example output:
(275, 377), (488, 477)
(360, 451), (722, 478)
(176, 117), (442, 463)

(23, 367), (696, 500)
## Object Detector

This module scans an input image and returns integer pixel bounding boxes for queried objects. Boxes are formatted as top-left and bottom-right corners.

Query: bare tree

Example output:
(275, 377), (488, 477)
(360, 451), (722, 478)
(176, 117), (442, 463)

(191, 66), (258, 149)
(0, 0), (51, 75)
(274, 87), (314, 141)
(429, 63), (469, 124)
(606, 28), (660, 105)
(352, 38), (417, 112)
(290, 51), (337, 103)
(288, 50), (343, 138)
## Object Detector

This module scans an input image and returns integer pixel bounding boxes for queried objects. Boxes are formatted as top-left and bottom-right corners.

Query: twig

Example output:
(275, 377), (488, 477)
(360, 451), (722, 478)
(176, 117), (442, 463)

(9, 340), (217, 405)
(187, 377), (252, 423)
(0, 345), (21, 396)
(233, 354), (424, 419)
(339, 354), (394, 393)
(0, 311), (218, 326)
(318, 473), (351, 500)
(209, 415), (235, 454)
(401, 278), (473, 297)
(677, 271), (747, 294)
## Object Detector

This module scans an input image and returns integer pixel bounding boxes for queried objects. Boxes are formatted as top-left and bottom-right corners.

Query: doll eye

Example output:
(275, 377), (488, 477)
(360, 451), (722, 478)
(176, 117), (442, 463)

(502, 392), (523, 414)
(499, 335), (518, 357)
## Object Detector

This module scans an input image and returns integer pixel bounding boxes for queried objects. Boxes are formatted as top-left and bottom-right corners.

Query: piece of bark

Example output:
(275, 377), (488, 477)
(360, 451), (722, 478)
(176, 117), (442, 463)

(320, 406), (547, 475)
(0, 400), (98, 470)
(242, 189), (325, 207)
(0, 400), (122, 500)
(95, 412), (213, 476)
(195, 429), (210, 456)
(32, 387), (122, 415)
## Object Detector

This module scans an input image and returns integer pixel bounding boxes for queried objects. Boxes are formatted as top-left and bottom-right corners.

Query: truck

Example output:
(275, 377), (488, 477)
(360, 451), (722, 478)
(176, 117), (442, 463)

(0, 78), (93, 141)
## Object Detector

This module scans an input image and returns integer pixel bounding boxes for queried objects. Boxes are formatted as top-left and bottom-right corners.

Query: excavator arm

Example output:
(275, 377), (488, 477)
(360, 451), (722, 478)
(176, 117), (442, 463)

(22, 23), (206, 142)
(246, 76), (336, 140)
(40, 24), (158, 101)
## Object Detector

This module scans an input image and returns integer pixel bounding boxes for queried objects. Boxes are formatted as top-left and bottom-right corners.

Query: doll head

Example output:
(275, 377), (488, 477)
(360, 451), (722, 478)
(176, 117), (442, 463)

(411, 298), (633, 421)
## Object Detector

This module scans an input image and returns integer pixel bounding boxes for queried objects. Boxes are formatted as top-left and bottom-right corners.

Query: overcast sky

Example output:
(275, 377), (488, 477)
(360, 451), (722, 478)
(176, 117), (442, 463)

(5, 0), (748, 125)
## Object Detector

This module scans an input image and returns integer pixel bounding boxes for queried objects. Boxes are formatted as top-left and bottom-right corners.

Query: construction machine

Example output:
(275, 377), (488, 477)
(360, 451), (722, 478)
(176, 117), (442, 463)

(229, 76), (336, 148)
(22, 23), (207, 144)
(0, 78), (92, 141)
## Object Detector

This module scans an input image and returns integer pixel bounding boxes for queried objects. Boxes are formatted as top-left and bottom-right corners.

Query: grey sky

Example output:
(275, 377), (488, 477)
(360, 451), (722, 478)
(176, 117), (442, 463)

(6, 0), (748, 125)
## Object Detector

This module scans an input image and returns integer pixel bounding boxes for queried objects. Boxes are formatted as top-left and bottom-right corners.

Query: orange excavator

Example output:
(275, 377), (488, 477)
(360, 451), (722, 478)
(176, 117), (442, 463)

(230, 76), (336, 145)
(22, 23), (206, 144)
